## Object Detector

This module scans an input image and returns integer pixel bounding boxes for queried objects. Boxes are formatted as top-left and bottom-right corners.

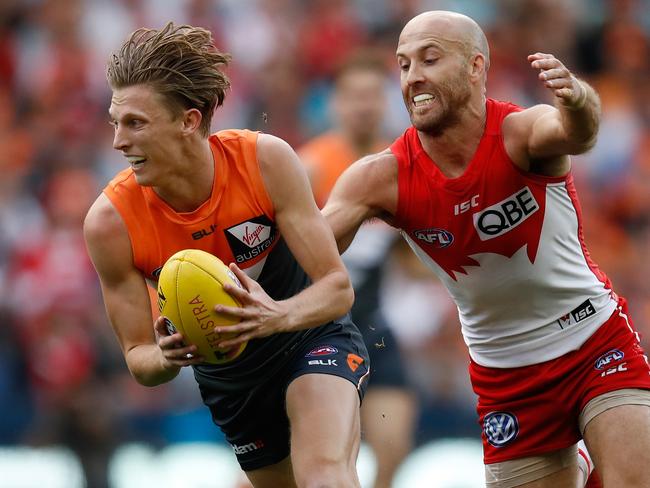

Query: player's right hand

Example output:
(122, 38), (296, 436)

(528, 52), (586, 110)
(153, 315), (204, 366)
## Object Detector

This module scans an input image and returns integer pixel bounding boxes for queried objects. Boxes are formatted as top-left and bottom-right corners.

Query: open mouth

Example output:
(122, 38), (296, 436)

(126, 156), (146, 170)
(413, 93), (435, 108)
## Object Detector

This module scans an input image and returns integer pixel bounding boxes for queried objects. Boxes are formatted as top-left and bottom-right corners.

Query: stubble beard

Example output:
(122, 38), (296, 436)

(408, 76), (473, 136)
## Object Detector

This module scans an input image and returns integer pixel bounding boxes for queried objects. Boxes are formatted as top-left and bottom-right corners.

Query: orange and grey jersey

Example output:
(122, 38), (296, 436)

(104, 129), (333, 390)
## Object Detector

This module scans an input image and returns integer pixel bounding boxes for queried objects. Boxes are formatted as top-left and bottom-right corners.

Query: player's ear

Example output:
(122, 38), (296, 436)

(469, 53), (486, 81)
(181, 108), (203, 135)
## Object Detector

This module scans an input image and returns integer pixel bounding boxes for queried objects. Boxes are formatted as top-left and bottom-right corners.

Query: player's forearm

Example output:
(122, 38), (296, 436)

(125, 344), (181, 387)
(557, 80), (601, 152)
(322, 204), (364, 255)
(282, 269), (354, 331)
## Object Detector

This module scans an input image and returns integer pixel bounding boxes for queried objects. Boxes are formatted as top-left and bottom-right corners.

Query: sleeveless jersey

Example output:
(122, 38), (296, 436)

(390, 98), (618, 368)
(104, 129), (319, 390)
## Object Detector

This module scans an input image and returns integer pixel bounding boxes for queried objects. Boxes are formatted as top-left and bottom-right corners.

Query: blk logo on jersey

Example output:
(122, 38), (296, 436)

(474, 187), (539, 241)
(225, 215), (276, 264)
(557, 299), (596, 329)
(483, 411), (519, 447)
(192, 224), (217, 240)
(594, 349), (625, 370)
(414, 228), (454, 248)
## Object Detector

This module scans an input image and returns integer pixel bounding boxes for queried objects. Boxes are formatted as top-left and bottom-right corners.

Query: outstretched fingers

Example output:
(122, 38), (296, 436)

(528, 52), (585, 109)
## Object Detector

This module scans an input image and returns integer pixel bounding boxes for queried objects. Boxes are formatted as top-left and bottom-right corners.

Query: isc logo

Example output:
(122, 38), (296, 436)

(473, 187), (539, 241)
(557, 299), (597, 328)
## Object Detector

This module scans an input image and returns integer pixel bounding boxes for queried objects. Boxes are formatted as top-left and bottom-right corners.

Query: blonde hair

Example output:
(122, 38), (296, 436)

(107, 22), (231, 136)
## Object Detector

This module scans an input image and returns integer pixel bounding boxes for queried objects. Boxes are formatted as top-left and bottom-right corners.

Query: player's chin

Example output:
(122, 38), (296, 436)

(132, 171), (156, 187)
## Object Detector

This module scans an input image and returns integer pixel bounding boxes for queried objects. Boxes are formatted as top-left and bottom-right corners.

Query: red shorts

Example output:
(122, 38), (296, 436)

(470, 298), (650, 464)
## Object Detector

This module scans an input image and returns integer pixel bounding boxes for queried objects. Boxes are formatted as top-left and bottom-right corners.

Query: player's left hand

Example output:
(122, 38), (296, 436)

(528, 53), (586, 110)
(212, 263), (289, 347)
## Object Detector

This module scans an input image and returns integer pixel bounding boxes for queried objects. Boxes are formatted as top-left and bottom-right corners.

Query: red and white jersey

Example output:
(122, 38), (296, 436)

(390, 98), (618, 368)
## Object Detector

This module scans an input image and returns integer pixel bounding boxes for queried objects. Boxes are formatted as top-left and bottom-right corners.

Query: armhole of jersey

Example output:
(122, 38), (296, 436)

(389, 132), (410, 229)
(102, 185), (145, 271)
(493, 99), (569, 185)
(244, 130), (276, 220)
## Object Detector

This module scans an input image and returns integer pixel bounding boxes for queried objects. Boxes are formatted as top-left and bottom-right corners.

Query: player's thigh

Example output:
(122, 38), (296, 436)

(485, 445), (580, 488)
(244, 456), (296, 488)
(361, 386), (417, 451)
(582, 394), (650, 486)
(286, 373), (361, 465)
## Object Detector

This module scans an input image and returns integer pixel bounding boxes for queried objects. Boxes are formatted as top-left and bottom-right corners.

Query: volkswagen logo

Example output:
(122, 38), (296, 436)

(483, 411), (519, 447)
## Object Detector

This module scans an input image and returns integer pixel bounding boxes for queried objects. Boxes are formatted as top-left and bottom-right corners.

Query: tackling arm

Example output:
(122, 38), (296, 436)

(323, 149), (399, 253)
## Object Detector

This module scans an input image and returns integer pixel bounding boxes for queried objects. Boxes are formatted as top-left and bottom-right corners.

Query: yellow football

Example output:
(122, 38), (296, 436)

(157, 249), (247, 364)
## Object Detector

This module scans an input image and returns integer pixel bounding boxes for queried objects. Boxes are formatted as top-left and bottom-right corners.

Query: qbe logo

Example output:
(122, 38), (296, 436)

(473, 187), (539, 241)
(483, 411), (519, 447)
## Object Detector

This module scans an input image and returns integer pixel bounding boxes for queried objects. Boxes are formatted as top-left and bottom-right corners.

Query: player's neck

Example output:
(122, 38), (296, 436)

(153, 139), (215, 213)
(418, 101), (486, 178)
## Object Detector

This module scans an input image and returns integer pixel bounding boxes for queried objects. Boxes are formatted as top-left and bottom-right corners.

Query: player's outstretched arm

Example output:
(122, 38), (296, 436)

(323, 149), (398, 253)
(84, 194), (203, 386)
(503, 53), (601, 176)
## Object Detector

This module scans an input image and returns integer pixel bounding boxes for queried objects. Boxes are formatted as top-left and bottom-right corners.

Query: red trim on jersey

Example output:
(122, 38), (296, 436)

(564, 176), (612, 290)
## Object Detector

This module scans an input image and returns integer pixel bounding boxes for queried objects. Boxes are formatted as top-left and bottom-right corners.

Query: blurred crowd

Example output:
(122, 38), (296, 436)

(0, 0), (649, 486)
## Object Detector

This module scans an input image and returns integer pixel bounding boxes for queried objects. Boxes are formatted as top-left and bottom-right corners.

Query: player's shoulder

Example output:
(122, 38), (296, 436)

(348, 148), (397, 183)
(255, 132), (303, 172)
(84, 193), (127, 246)
(503, 103), (555, 133)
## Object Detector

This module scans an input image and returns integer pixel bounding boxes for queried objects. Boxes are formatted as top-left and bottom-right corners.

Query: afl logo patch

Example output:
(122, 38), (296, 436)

(414, 228), (454, 248)
(306, 346), (338, 357)
(594, 349), (625, 370)
(483, 411), (519, 447)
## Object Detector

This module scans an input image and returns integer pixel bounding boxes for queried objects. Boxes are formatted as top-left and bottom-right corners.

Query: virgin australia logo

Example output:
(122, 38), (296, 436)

(484, 411), (519, 447)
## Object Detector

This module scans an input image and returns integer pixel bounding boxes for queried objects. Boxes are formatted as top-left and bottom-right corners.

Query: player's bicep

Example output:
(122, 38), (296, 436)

(257, 134), (346, 281)
(324, 151), (397, 252)
(503, 106), (570, 175)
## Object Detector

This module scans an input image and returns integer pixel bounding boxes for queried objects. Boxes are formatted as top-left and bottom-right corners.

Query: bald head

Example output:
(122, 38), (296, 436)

(398, 11), (489, 70)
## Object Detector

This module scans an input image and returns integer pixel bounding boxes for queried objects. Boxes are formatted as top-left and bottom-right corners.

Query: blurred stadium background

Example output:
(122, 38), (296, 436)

(0, 0), (648, 486)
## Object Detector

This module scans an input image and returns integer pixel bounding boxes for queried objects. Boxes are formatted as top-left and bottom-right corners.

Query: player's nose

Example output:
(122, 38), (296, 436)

(112, 125), (130, 151)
